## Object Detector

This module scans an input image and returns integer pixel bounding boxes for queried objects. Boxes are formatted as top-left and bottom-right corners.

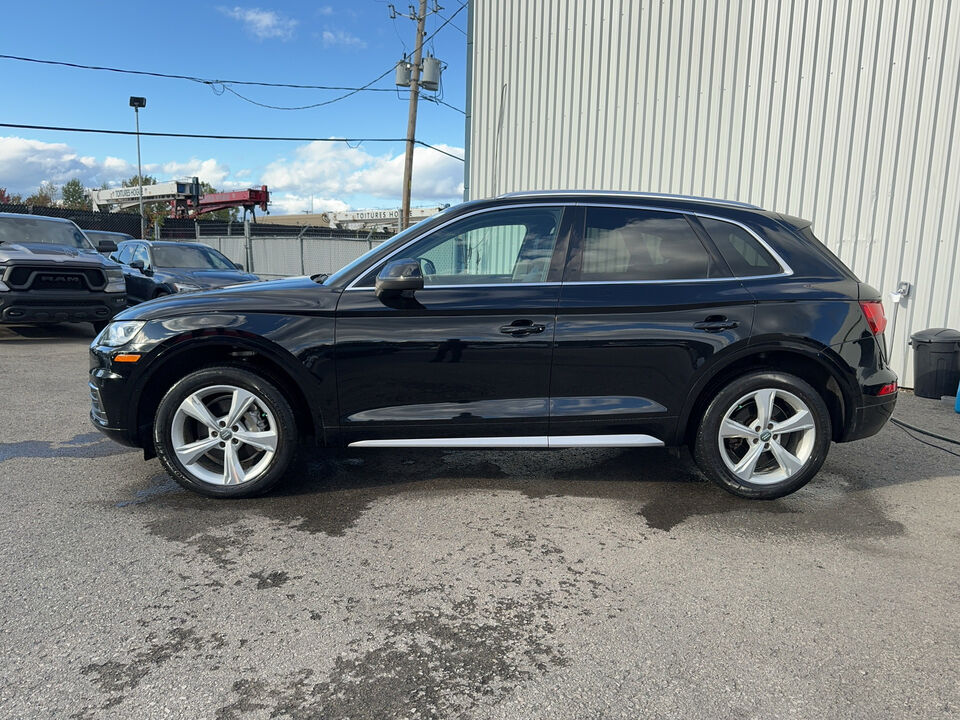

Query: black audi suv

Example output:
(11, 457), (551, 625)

(89, 192), (897, 499)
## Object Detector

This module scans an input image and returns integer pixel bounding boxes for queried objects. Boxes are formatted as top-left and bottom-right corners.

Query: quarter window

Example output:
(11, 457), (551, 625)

(699, 217), (781, 277)
(363, 207), (563, 286)
(579, 208), (720, 281)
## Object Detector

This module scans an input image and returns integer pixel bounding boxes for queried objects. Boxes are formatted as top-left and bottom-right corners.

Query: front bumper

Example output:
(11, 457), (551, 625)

(88, 361), (142, 448)
(0, 290), (126, 324)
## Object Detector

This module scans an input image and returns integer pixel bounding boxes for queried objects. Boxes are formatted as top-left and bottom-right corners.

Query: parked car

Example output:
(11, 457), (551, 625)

(0, 212), (127, 332)
(89, 192), (897, 499)
(109, 240), (258, 303)
(84, 230), (135, 255)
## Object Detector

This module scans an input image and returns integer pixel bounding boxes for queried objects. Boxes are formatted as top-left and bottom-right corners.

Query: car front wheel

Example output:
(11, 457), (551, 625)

(693, 371), (831, 499)
(153, 366), (297, 497)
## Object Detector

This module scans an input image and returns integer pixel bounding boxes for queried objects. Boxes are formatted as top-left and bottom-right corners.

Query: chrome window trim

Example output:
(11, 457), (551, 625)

(345, 202), (569, 290)
(345, 201), (792, 291)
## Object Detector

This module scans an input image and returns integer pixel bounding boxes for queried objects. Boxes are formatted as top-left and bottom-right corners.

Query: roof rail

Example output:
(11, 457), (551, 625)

(496, 190), (761, 210)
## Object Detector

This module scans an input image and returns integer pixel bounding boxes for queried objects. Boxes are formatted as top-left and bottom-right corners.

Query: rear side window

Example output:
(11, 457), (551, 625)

(578, 208), (720, 281)
(699, 217), (781, 277)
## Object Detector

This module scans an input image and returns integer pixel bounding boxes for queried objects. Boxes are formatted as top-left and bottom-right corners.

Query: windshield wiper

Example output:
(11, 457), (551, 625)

(311, 273), (328, 284)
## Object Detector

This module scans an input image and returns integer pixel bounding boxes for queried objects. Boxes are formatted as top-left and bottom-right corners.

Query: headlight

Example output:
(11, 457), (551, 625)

(104, 266), (126, 293)
(0, 279), (8, 292)
(98, 320), (145, 347)
(173, 282), (202, 293)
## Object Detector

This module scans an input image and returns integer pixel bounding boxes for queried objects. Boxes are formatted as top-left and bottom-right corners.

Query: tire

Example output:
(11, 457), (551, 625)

(153, 366), (297, 498)
(91, 321), (109, 334)
(693, 371), (832, 499)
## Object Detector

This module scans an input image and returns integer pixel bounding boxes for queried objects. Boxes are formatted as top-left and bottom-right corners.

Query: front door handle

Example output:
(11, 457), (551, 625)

(500, 320), (546, 336)
(693, 316), (739, 332)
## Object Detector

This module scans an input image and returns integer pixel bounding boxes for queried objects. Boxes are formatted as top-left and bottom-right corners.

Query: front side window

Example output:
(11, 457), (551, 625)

(114, 244), (134, 264)
(578, 208), (720, 281)
(362, 207), (564, 286)
(131, 244), (150, 268)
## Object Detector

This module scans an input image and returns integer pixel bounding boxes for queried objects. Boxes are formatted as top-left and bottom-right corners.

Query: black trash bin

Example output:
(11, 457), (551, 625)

(909, 328), (960, 398)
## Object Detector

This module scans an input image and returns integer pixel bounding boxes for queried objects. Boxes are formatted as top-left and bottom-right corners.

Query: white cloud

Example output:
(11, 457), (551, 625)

(145, 158), (232, 188)
(0, 136), (234, 195)
(0, 136), (131, 192)
(321, 29), (366, 48)
(268, 194), (350, 215)
(261, 141), (464, 208)
(219, 6), (297, 40)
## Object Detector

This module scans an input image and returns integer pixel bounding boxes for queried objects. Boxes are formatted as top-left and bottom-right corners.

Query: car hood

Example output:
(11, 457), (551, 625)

(0, 242), (113, 266)
(113, 275), (338, 321)
(154, 267), (260, 288)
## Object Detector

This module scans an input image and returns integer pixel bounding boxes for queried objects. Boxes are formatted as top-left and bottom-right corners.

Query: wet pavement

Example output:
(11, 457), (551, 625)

(1, 323), (958, 719)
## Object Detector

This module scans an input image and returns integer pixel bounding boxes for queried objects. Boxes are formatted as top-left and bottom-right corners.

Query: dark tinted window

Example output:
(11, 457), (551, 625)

(579, 208), (719, 281)
(699, 217), (781, 277)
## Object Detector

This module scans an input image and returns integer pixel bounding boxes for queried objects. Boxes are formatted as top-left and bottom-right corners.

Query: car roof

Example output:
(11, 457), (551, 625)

(497, 190), (762, 210)
(120, 240), (208, 247)
(85, 229), (133, 237)
(0, 212), (77, 225)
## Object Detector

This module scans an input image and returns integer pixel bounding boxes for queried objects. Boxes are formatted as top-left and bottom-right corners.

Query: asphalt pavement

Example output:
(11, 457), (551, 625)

(0, 322), (958, 719)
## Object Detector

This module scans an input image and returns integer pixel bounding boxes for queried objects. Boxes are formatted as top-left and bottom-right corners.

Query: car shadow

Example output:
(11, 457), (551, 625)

(0, 322), (97, 342)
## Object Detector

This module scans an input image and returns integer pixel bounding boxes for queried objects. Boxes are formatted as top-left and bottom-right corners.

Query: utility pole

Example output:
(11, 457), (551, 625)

(400, 0), (428, 230)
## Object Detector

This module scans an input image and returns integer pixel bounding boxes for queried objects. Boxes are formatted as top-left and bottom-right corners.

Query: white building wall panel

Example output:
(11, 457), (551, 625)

(466, 0), (960, 386)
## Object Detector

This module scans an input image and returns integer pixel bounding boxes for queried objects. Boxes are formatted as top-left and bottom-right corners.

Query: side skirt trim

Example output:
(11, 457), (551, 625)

(347, 434), (663, 449)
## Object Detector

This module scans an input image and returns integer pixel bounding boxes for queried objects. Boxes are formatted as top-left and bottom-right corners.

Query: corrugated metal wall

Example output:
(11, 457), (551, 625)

(466, 0), (960, 386)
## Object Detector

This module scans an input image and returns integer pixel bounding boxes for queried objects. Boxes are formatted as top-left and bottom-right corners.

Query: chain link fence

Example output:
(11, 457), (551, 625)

(0, 203), (141, 236)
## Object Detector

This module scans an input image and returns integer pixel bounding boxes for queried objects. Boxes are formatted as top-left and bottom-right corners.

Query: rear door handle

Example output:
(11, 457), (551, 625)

(500, 320), (546, 336)
(693, 316), (739, 332)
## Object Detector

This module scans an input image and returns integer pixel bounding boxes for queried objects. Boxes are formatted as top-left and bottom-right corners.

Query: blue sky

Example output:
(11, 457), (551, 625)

(0, 1), (467, 214)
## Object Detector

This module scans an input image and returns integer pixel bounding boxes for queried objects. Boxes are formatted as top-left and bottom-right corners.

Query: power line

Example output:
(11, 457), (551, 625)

(0, 53), (401, 92)
(0, 122), (465, 162)
(0, 49), (465, 113)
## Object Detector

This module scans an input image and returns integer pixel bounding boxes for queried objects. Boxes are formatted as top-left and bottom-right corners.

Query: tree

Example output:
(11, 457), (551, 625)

(24, 181), (58, 207)
(61, 179), (91, 210)
(0, 188), (23, 204)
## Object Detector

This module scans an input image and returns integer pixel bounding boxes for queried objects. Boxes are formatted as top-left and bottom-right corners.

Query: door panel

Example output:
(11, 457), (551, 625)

(549, 206), (755, 442)
(334, 205), (573, 443)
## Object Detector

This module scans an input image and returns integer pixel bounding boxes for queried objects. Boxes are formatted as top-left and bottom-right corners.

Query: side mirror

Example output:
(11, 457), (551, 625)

(129, 259), (145, 270)
(234, 262), (245, 271)
(375, 258), (424, 298)
(97, 239), (118, 254)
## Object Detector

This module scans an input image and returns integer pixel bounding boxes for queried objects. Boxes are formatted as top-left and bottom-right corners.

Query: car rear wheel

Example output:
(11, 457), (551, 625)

(693, 371), (831, 499)
(153, 366), (297, 498)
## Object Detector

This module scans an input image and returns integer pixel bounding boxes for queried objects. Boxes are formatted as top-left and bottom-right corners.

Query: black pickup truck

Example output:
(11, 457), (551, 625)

(0, 212), (127, 332)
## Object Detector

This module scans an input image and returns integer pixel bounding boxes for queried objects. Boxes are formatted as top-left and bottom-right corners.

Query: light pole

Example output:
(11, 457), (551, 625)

(129, 96), (147, 238)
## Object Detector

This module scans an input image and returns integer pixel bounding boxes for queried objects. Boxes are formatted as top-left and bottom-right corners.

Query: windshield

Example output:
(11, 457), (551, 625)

(322, 209), (457, 286)
(0, 217), (94, 250)
(152, 245), (236, 270)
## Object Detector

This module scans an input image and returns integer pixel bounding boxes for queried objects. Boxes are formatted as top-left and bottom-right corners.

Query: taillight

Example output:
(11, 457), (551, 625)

(860, 301), (887, 336)
(877, 382), (898, 396)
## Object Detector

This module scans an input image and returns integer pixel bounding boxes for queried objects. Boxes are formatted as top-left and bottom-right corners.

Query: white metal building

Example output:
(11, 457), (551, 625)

(464, 0), (960, 386)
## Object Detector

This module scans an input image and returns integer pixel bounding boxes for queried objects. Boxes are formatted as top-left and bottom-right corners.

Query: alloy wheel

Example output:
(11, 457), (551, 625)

(717, 387), (817, 485)
(170, 384), (279, 486)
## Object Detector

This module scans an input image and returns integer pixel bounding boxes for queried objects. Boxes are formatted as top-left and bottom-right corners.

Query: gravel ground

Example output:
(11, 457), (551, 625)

(0, 322), (958, 720)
